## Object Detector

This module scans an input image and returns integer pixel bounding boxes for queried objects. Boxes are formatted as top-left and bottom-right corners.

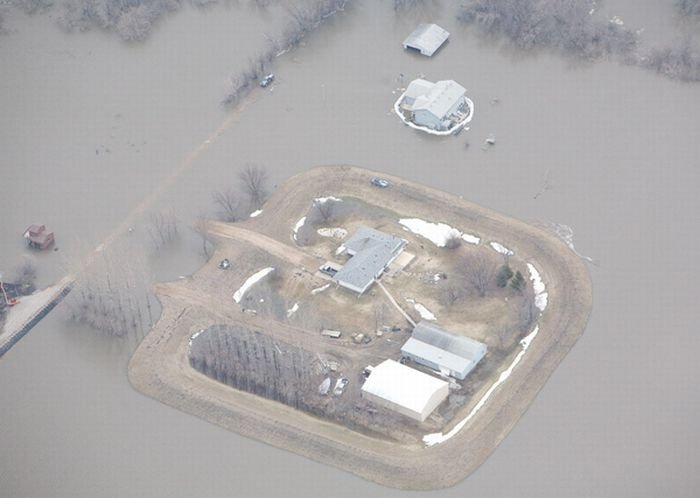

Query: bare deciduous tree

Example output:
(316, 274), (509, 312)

(313, 199), (336, 223)
(439, 279), (466, 306)
(148, 209), (179, 249)
(517, 284), (538, 333)
(444, 231), (462, 249)
(212, 189), (240, 222)
(458, 247), (499, 297)
(238, 163), (269, 209)
(13, 257), (37, 288)
(192, 216), (214, 260)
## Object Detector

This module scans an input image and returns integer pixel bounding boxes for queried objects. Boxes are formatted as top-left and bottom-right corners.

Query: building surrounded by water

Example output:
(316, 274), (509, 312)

(401, 322), (487, 380)
(360, 359), (449, 422)
(399, 79), (468, 131)
(332, 226), (406, 294)
(402, 23), (450, 57)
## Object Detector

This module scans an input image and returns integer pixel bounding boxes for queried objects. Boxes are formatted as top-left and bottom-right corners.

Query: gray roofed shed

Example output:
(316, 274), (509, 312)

(403, 23), (450, 57)
(332, 226), (406, 294)
(401, 321), (487, 380)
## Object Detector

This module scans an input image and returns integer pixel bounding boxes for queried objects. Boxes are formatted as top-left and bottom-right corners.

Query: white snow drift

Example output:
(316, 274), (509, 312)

(233, 267), (275, 303)
(399, 218), (480, 247)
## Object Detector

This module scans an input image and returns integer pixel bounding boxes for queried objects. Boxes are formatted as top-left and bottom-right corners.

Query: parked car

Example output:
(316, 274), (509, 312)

(370, 177), (390, 188)
(333, 377), (349, 396)
(260, 73), (275, 87)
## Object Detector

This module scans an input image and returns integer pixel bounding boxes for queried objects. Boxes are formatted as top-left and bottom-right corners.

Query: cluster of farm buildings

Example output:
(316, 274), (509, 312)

(396, 23), (473, 134)
(323, 225), (487, 422)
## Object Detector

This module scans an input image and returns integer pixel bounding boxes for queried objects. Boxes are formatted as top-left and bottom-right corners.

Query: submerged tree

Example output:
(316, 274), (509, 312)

(238, 163), (269, 210)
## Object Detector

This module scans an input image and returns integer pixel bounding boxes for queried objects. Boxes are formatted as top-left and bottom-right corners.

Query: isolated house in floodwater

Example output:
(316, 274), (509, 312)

(400, 79), (467, 131)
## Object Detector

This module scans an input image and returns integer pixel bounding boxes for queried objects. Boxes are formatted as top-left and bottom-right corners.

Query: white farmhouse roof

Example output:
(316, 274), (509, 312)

(410, 79), (466, 120)
(361, 359), (448, 420)
(403, 23), (450, 56)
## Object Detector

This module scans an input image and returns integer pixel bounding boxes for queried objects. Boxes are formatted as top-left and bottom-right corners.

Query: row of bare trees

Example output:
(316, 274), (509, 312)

(189, 324), (323, 412)
(62, 243), (153, 340)
(458, 0), (700, 82)
(222, 0), (353, 105)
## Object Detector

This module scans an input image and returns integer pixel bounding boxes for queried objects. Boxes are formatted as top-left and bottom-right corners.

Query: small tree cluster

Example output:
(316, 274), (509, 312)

(63, 245), (152, 339)
(510, 270), (525, 292)
(458, 247), (499, 297)
(13, 257), (37, 290)
(211, 188), (241, 222)
(458, 0), (637, 59)
(676, 0), (700, 17)
(496, 264), (513, 288)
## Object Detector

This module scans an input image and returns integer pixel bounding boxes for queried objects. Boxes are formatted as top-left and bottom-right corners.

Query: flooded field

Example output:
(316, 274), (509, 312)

(1, 1), (699, 496)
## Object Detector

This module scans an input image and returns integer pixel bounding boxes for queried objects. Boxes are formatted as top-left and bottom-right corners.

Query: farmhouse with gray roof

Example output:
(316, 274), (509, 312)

(332, 226), (406, 294)
(401, 321), (487, 380)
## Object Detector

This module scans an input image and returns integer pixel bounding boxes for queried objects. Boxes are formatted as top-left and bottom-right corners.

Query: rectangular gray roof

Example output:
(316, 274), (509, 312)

(403, 23), (450, 57)
(401, 322), (487, 379)
(412, 321), (486, 360)
(333, 226), (406, 293)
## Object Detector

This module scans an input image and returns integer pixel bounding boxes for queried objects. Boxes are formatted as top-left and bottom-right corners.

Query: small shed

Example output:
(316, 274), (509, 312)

(403, 23), (450, 57)
(361, 359), (449, 422)
(23, 224), (54, 250)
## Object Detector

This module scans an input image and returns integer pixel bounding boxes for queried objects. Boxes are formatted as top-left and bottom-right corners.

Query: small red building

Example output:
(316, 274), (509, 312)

(23, 224), (55, 250)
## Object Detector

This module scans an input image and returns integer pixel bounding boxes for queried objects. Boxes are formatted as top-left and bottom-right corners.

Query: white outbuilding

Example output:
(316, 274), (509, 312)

(360, 359), (449, 422)
(403, 23), (450, 57)
(401, 322), (487, 380)
(400, 79), (468, 131)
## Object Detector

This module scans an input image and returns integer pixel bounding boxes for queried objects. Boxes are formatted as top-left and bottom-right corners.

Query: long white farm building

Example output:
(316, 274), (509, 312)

(401, 322), (487, 380)
(361, 359), (449, 422)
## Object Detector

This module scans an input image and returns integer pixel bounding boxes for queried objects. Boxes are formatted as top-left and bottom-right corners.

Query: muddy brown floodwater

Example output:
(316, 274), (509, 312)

(1, 1), (699, 497)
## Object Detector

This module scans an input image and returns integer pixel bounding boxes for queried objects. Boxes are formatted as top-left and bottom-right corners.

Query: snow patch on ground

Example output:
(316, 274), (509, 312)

(311, 283), (330, 295)
(188, 329), (204, 348)
(490, 241), (514, 256)
(317, 228), (347, 239)
(233, 267), (275, 303)
(286, 303), (299, 317)
(406, 298), (436, 321)
(292, 216), (306, 241)
(527, 263), (548, 312)
(414, 303), (436, 321)
(399, 218), (480, 247)
(423, 326), (540, 446)
(249, 210), (262, 218)
(313, 196), (342, 204)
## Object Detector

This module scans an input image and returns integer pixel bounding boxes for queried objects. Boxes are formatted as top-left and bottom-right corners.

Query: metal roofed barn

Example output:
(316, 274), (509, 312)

(332, 226), (406, 294)
(401, 321), (487, 380)
(402, 23), (450, 57)
(360, 359), (449, 422)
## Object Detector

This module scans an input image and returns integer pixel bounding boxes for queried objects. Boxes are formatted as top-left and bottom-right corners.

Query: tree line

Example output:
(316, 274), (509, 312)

(458, 0), (700, 82)
(189, 324), (326, 414)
